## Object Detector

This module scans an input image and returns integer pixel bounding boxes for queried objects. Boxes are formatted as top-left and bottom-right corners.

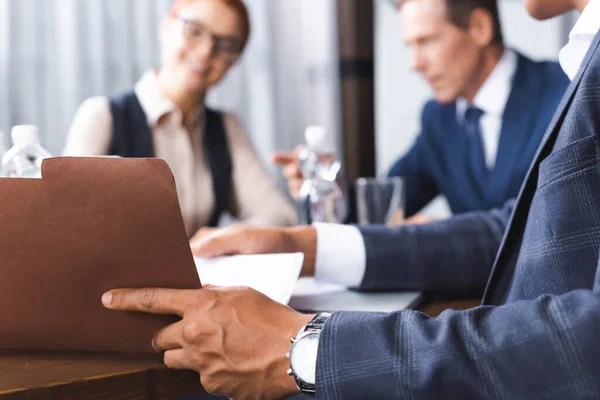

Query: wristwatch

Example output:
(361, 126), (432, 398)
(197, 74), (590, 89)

(286, 312), (332, 398)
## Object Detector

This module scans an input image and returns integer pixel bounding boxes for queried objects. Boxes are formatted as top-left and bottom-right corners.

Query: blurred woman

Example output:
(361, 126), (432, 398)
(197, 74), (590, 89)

(64, 0), (297, 238)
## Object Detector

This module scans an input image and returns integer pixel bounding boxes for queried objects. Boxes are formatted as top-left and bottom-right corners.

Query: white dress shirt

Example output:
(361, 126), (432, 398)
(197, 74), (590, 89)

(314, 5), (598, 287)
(559, 0), (600, 80)
(456, 49), (517, 169)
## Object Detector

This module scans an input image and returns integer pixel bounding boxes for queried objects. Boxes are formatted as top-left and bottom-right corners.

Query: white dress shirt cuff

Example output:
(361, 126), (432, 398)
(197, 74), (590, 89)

(313, 223), (366, 287)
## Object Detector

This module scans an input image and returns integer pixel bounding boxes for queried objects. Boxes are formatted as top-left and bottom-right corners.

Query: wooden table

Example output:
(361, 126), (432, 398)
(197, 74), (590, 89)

(0, 351), (203, 400)
(0, 298), (480, 400)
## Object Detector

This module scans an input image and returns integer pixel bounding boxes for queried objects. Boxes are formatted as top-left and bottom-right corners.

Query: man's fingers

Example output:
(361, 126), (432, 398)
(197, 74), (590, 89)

(163, 348), (192, 370)
(189, 227), (218, 250)
(153, 321), (185, 352)
(191, 230), (244, 258)
(189, 227), (216, 244)
(102, 288), (198, 317)
(289, 180), (303, 198)
(270, 151), (297, 165)
(283, 162), (302, 178)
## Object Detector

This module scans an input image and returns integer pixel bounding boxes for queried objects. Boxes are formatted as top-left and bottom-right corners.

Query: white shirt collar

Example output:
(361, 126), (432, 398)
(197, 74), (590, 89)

(559, 0), (600, 80)
(456, 49), (518, 121)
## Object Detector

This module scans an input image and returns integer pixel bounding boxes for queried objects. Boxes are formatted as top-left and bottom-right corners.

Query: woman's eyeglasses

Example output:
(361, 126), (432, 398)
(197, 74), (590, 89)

(176, 16), (243, 61)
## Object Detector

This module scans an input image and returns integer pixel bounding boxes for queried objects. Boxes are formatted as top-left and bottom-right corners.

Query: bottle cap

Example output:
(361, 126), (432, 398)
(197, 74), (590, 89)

(11, 125), (40, 147)
(304, 126), (327, 151)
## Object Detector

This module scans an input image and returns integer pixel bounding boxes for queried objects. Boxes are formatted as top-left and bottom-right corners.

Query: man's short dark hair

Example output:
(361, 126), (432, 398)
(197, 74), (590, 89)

(397, 0), (504, 46)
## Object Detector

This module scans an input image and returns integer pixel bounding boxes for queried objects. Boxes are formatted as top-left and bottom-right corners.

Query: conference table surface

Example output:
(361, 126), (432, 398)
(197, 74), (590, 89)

(0, 298), (480, 400)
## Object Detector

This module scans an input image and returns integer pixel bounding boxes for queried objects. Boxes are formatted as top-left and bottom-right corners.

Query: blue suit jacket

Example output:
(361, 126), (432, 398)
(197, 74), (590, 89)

(388, 52), (569, 217)
(316, 33), (600, 399)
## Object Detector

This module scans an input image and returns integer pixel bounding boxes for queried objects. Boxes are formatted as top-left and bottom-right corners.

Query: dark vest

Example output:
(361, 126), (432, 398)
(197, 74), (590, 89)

(108, 92), (232, 227)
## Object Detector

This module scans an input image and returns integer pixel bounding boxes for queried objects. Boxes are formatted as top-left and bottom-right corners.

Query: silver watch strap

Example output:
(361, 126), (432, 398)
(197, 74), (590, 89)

(291, 312), (332, 398)
(306, 312), (332, 331)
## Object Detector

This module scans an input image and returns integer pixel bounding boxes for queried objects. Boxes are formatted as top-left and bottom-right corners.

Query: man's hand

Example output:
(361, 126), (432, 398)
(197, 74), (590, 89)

(271, 146), (304, 200)
(191, 225), (318, 277)
(189, 227), (217, 244)
(387, 210), (435, 226)
(102, 286), (315, 400)
(189, 224), (247, 252)
(405, 213), (435, 225)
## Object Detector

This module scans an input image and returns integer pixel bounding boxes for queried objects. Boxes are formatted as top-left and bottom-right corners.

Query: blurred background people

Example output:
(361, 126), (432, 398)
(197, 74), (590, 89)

(273, 0), (569, 225)
(1, 0), (578, 232)
(63, 0), (298, 237)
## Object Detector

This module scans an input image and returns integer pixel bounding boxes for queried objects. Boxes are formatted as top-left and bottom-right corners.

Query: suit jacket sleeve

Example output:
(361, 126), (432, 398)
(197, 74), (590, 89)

(317, 279), (600, 399)
(358, 199), (515, 296)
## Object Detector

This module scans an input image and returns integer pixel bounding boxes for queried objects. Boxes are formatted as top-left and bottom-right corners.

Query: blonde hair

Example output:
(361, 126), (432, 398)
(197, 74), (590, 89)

(171, 0), (251, 51)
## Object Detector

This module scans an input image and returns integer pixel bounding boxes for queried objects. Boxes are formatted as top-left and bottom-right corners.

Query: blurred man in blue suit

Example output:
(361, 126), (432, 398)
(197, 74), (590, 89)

(274, 0), (569, 224)
(103, 0), (600, 398)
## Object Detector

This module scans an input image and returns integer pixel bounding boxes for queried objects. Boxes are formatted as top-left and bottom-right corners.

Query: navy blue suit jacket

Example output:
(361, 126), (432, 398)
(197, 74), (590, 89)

(388, 52), (569, 217)
(316, 33), (600, 398)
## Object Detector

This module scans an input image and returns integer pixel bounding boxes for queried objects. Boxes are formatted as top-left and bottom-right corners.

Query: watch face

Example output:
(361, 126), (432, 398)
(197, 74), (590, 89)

(290, 331), (320, 385)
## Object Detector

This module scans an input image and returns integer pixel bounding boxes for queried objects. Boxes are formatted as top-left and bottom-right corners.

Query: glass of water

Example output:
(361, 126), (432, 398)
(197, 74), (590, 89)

(355, 177), (404, 225)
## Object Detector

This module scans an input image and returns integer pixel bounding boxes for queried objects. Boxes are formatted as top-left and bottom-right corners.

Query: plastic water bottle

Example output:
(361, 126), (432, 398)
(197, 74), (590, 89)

(1, 125), (52, 178)
(297, 126), (347, 224)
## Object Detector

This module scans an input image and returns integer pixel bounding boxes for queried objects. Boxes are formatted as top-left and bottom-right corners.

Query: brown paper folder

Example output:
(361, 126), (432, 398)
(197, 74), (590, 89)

(0, 157), (201, 353)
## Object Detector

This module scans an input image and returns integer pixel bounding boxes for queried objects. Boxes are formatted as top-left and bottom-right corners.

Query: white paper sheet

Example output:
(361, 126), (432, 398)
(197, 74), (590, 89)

(194, 253), (304, 304)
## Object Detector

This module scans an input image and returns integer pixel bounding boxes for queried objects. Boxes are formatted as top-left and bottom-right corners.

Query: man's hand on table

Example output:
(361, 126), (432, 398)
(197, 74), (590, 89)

(102, 286), (315, 400)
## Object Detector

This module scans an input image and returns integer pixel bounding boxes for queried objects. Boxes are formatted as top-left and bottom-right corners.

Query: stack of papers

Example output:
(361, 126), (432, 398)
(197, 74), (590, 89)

(194, 253), (304, 304)
(194, 254), (422, 312)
